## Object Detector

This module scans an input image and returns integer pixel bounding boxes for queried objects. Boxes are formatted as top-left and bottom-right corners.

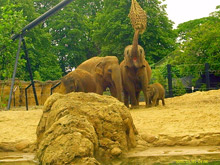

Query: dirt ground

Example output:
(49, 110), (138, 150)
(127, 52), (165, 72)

(0, 89), (220, 150)
(133, 89), (220, 137)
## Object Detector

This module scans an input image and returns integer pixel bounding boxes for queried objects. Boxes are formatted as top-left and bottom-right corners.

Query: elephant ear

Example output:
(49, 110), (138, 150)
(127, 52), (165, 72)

(73, 80), (78, 92)
(124, 46), (133, 67)
(147, 85), (155, 96)
(95, 62), (104, 76)
(152, 87), (156, 95)
(74, 79), (84, 92)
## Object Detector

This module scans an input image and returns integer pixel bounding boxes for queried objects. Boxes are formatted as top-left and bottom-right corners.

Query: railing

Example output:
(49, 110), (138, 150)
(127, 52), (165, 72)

(25, 83), (32, 111)
(51, 82), (61, 95)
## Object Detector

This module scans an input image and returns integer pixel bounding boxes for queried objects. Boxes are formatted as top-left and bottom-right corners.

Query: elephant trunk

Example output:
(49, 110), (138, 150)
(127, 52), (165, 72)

(112, 67), (123, 102)
(131, 29), (140, 60)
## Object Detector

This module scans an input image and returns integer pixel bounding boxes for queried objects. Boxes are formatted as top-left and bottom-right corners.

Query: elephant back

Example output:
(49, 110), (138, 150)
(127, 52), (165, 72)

(77, 56), (119, 74)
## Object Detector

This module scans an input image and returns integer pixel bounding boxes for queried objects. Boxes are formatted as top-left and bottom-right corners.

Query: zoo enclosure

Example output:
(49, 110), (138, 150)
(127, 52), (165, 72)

(150, 63), (220, 98)
(5, 0), (74, 110)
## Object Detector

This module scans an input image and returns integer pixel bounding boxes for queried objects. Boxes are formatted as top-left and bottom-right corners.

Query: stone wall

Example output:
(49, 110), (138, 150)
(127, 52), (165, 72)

(0, 79), (60, 107)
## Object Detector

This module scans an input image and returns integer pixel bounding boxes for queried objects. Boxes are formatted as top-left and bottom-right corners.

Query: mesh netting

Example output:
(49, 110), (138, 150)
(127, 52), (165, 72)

(128, 0), (147, 34)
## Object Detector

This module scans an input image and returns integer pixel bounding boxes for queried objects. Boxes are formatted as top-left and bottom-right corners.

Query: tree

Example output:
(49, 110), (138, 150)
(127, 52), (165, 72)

(34, 0), (103, 74)
(0, 3), (26, 80)
(142, 0), (177, 63)
(168, 5), (220, 79)
(0, 0), (63, 81)
(92, 0), (177, 64)
(176, 17), (211, 42)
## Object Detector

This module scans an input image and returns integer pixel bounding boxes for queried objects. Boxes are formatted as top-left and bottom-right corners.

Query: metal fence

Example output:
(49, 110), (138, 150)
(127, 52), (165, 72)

(150, 63), (220, 98)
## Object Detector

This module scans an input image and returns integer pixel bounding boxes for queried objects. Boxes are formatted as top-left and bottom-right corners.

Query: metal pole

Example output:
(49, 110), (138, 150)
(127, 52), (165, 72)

(11, 0), (74, 41)
(25, 83), (32, 111)
(7, 35), (22, 110)
(167, 64), (173, 97)
(51, 82), (61, 95)
(22, 38), (39, 106)
(205, 63), (210, 90)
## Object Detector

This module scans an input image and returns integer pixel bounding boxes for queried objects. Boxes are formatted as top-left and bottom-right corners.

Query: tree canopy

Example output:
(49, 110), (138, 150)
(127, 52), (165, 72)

(3, 0), (215, 81)
(0, 0), (62, 81)
(92, 0), (177, 63)
(168, 6), (220, 77)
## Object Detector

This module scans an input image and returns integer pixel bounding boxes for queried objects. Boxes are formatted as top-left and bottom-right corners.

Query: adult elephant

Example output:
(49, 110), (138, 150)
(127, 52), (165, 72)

(120, 29), (152, 108)
(55, 69), (96, 94)
(77, 56), (123, 102)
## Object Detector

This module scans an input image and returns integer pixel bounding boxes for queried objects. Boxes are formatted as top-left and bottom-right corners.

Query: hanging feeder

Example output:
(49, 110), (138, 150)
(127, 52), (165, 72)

(128, 0), (147, 34)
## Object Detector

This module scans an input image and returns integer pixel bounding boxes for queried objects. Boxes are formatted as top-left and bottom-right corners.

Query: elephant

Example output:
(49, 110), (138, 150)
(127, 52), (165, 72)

(77, 56), (123, 102)
(147, 83), (165, 106)
(55, 69), (96, 94)
(120, 29), (152, 108)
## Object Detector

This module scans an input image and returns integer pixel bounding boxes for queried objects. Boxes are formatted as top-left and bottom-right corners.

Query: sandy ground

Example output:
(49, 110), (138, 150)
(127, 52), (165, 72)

(0, 106), (43, 143)
(0, 89), (220, 147)
(132, 90), (220, 137)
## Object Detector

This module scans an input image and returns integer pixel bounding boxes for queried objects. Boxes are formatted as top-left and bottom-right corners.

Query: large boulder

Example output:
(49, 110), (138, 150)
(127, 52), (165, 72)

(36, 92), (138, 164)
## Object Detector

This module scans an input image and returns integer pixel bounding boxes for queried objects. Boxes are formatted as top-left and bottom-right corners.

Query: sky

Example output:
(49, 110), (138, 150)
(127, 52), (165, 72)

(162, 0), (220, 28)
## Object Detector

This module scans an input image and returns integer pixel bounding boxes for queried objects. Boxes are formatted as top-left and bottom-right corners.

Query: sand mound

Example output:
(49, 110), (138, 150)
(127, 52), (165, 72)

(36, 92), (137, 164)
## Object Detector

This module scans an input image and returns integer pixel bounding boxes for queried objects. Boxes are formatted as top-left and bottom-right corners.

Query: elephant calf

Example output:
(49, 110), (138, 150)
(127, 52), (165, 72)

(147, 83), (165, 106)
(57, 69), (96, 94)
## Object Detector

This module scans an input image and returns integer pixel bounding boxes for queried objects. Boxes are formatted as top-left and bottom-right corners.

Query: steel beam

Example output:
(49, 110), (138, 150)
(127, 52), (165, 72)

(11, 0), (74, 41)
(7, 35), (22, 110)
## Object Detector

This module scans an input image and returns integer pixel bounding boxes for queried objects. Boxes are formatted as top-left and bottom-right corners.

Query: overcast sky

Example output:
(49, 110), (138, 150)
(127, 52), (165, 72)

(162, 0), (220, 28)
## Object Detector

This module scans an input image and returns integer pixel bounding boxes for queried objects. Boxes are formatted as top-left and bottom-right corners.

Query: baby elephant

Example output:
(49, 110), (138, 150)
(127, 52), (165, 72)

(147, 83), (165, 106)
(57, 69), (96, 94)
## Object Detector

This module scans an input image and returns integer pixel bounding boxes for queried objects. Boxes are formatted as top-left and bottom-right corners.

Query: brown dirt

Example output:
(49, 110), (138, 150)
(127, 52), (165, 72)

(0, 89), (220, 152)
(132, 89), (220, 137)
(0, 106), (43, 144)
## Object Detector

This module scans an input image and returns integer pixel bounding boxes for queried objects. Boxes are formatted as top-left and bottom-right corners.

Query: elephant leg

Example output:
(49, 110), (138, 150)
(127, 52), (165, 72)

(109, 86), (117, 98)
(156, 99), (159, 106)
(142, 90), (150, 107)
(147, 97), (152, 107)
(124, 80), (138, 108)
(96, 83), (104, 95)
(135, 91), (140, 106)
(152, 98), (157, 106)
(162, 98), (165, 106)
(123, 90), (129, 108)
(138, 69), (149, 107)
(129, 90), (138, 109)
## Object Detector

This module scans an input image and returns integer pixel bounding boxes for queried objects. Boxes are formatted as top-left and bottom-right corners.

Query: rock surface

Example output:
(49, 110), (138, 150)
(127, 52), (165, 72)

(36, 92), (137, 164)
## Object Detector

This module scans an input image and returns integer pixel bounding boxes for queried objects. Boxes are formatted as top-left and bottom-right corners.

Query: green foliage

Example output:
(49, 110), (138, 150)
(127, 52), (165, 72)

(0, 82), (8, 108)
(199, 83), (207, 91)
(172, 76), (186, 96)
(2, 0), (219, 86)
(92, 0), (177, 64)
(0, 0), (62, 81)
(151, 64), (187, 97)
(0, 3), (26, 80)
(151, 66), (167, 88)
(34, 71), (42, 81)
(34, 0), (103, 73)
(142, 0), (178, 63)
(169, 6), (220, 77)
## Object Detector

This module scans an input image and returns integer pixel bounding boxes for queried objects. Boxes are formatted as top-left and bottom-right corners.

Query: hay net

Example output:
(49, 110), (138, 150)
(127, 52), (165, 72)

(128, 0), (147, 34)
